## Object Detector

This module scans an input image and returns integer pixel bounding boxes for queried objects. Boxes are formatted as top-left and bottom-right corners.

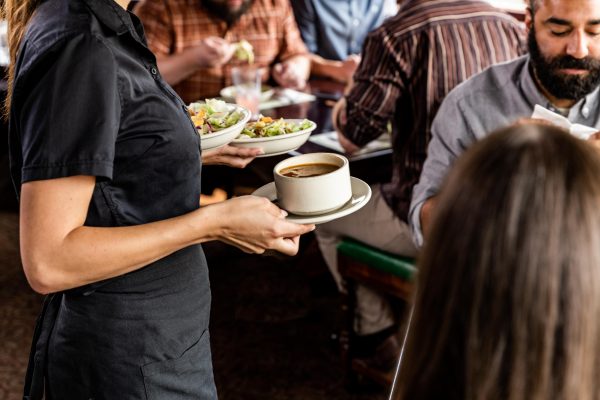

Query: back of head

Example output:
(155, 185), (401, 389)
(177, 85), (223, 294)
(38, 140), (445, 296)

(395, 123), (600, 400)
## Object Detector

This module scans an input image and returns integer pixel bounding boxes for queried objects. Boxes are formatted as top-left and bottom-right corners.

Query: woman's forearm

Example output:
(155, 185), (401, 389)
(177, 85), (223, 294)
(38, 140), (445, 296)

(20, 176), (220, 293)
(156, 50), (200, 86)
(20, 176), (313, 294)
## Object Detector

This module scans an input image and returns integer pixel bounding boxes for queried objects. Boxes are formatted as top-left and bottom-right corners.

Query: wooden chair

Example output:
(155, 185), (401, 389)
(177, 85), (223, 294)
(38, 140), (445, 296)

(337, 238), (416, 388)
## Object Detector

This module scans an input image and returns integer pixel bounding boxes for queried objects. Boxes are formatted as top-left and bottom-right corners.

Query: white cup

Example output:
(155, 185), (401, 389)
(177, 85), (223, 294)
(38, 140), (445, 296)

(273, 153), (352, 215)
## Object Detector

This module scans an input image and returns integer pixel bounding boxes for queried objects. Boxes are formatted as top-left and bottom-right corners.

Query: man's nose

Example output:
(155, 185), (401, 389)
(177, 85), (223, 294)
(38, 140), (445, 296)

(566, 31), (590, 59)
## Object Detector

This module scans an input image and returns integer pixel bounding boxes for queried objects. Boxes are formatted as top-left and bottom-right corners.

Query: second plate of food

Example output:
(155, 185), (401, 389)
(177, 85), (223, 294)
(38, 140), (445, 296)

(231, 117), (317, 157)
(188, 99), (251, 150)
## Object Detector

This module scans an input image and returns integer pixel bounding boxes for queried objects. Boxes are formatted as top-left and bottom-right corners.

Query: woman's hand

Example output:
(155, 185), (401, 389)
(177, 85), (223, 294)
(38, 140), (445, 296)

(205, 195), (315, 255)
(202, 144), (263, 168)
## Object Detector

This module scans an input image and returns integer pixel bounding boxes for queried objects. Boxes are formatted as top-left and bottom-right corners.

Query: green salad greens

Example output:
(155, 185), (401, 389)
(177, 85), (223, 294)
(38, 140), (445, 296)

(187, 99), (244, 135)
(240, 116), (313, 138)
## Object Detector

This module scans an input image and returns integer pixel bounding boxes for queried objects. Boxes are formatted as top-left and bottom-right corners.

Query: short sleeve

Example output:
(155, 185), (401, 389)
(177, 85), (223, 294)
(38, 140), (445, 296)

(16, 33), (121, 183)
(291, 0), (318, 54)
(134, 0), (173, 56)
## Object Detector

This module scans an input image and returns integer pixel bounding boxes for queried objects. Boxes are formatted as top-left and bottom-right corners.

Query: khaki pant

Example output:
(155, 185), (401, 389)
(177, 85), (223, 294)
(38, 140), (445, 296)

(315, 185), (417, 335)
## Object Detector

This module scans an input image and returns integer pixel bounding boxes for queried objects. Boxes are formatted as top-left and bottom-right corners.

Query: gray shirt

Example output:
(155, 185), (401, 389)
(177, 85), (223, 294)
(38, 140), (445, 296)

(409, 55), (600, 246)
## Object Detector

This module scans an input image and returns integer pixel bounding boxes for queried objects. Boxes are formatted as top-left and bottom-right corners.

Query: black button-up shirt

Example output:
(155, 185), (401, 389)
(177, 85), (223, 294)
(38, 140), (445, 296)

(10, 1), (217, 398)
(10, 0), (203, 227)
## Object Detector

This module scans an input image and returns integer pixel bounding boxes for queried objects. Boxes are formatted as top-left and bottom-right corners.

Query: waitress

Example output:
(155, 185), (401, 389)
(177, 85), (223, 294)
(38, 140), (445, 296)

(5, 0), (314, 398)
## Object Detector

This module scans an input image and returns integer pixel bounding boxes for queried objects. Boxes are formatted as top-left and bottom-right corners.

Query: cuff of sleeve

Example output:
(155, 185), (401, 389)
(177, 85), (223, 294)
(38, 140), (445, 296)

(410, 201), (425, 248)
(21, 161), (113, 183)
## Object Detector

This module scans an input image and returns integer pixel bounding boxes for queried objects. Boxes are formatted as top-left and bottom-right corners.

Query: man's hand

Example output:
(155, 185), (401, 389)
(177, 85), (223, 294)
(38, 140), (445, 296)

(331, 98), (360, 154)
(202, 144), (263, 168)
(587, 131), (600, 151)
(420, 196), (438, 241)
(272, 60), (308, 89)
(192, 37), (235, 68)
(338, 54), (361, 83)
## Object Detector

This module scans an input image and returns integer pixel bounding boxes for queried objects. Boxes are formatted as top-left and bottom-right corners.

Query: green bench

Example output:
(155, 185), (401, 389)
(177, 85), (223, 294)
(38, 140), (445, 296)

(337, 238), (417, 387)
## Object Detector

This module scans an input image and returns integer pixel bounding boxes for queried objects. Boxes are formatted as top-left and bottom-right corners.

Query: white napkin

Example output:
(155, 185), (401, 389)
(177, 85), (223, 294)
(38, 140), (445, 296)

(531, 104), (597, 139)
(259, 88), (316, 111)
(308, 131), (391, 155)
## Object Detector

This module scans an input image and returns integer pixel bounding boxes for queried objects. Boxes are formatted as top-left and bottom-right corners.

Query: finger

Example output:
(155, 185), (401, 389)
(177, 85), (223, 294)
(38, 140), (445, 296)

(277, 220), (316, 236)
(214, 156), (256, 168)
(222, 145), (264, 157)
(270, 236), (301, 256)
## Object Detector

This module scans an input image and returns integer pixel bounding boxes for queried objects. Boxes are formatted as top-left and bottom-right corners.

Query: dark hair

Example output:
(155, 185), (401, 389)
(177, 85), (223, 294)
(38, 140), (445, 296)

(394, 123), (600, 400)
(2, 0), (43, 118)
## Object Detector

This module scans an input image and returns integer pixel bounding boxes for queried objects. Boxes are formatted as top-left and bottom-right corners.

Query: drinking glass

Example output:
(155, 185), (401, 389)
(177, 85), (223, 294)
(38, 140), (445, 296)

(231, 66), (262, 119)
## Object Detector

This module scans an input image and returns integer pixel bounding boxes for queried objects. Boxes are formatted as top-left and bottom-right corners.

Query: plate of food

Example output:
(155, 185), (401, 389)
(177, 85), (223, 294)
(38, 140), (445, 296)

(230, 117), (317, 157)
(188, 99), (251, 150)
(219, 85), (275, 102)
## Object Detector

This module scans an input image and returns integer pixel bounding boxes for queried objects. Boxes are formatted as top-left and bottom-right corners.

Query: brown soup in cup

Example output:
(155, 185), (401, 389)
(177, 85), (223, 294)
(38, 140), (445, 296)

(279, 163), (339, 178)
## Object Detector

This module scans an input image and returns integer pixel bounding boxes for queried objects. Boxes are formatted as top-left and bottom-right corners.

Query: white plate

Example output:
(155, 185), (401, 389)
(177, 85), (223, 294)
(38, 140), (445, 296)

(219, 85), (275, 102)
(230, 119), (317, 157)
(193, 103), (251, 150)
(252, 177), (372, 224)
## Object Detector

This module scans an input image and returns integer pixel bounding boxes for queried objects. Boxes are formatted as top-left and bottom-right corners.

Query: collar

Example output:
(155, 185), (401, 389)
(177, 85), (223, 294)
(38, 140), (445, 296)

(82, 0), (132, 36)
(519, 56), (600, 121)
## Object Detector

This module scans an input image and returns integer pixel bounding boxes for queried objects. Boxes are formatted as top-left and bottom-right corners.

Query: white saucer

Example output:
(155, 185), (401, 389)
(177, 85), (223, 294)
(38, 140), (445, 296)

(252, 177), (372, 224)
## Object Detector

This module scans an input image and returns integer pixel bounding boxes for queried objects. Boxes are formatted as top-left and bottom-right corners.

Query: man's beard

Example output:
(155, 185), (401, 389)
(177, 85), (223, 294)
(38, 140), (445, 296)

(528, 27), (600, 101)
(203, 0), (253, 25)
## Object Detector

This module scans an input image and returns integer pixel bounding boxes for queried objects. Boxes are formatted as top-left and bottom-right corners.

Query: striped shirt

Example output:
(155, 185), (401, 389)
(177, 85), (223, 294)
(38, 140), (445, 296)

(344, 0), (525, 222)
(134, 0), (308, 103)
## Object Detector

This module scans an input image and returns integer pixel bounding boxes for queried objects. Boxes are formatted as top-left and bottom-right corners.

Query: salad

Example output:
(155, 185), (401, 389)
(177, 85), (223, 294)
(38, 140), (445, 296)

(187, 99), (245, 135)
(233, 40), (255, 64)
(239, 116), (313, 138)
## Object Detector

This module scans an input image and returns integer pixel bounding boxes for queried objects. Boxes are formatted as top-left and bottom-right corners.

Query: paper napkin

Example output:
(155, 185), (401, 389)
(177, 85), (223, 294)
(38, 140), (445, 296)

(531, 104), (597, 139)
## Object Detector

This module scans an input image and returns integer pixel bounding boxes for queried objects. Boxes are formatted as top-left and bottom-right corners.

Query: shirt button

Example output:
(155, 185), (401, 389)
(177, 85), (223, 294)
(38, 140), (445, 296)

(150, 66), (158, 75)
(582, 106), (590, 118)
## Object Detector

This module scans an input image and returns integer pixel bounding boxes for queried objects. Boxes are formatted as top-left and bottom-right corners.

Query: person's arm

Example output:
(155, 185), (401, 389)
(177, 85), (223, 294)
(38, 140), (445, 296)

(156, 37), (235, 86)
(418, 196), (437, 241)
(15, 32), (312, 296)
(309, 54), (360, 83)
(409, 96), (476, 247)
(334, 29), (403, 151)
(134, 0), (234, 86)
(331, 98), (360, 154)
(20, 176), (314, 294)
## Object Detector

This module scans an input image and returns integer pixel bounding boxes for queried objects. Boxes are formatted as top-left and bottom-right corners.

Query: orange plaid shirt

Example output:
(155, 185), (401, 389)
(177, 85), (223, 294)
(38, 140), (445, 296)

(134, 0), (308, 103)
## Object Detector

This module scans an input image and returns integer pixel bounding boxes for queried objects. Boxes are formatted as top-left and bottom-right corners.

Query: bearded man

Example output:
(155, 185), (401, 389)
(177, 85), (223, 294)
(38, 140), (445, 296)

(134, 0), (310, 103)
(410, 0), (600, 246)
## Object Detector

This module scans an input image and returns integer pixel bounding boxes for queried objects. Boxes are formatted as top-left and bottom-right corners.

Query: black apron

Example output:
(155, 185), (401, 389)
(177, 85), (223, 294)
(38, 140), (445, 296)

(23, 245), (217, 400)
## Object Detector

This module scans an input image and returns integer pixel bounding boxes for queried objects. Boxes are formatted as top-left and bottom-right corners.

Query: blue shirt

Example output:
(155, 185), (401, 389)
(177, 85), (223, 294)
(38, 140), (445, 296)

(292, 0), (397, 60)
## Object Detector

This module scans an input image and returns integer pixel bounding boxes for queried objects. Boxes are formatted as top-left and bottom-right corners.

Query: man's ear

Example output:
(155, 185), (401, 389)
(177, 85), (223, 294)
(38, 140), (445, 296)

(525, 7), (534, 33)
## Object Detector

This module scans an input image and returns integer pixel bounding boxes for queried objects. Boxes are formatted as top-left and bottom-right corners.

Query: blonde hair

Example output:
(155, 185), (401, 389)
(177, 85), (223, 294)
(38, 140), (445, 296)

(2, 0), (42, 118)
(394, 123), (600, 400)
